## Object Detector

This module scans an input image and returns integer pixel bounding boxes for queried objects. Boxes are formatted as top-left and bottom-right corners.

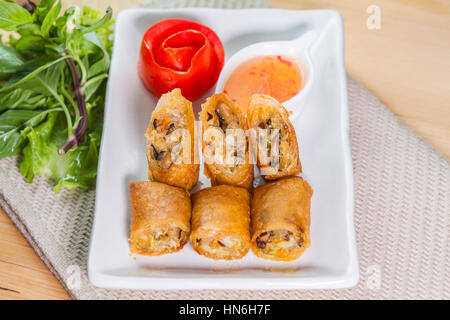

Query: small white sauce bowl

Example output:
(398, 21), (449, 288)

(215, 31), (316, 121)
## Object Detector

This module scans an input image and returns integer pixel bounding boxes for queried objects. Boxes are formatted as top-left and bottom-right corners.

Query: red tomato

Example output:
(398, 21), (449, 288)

(137, 18), (225, 101)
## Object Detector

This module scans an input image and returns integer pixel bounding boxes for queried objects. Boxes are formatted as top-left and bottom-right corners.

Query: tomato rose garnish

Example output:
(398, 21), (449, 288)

(137, 19), (225, 101)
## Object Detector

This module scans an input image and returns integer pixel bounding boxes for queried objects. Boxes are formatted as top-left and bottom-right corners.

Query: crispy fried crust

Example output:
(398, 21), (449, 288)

(145, 88), (199, 190)
(248, 94), (301, 180)
(190, 185), (251, 260)
(251, 177), (313, 261)
(199, 93), (254, 190)
(129, 181), (191, 256)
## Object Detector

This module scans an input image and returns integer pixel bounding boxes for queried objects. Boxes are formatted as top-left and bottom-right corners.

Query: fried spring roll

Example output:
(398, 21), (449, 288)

(129, 181), (191, 256)
(145, 88), (199, 190)
(248, 94), (301, 180)
(251, 177), (313, 261)
(190, 185), (251, 260)
(200, 93), (254, 190)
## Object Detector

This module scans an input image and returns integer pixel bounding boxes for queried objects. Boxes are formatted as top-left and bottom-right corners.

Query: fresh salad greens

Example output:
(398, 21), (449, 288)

(0, 0), (113, 192)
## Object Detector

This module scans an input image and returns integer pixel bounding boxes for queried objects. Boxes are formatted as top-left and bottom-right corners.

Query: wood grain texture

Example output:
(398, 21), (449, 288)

(1, 0), (449, 300)
(0, 210), (70, 299)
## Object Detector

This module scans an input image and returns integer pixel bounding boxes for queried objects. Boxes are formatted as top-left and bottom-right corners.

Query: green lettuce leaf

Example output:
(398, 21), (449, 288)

(0, 108), (58, 157)
(0, 2), (113, 193)
(0, 42), (24, 79)
(41, 0), (61, 38)
(0, 89), (45, 111)
(0, 0), (33, 31)
(33, 0), (57, 24)
(55, 6), (81, 41)
(79, 6), (113, 54)
(20, 112), (98, 192)
(16, 23), (42, 36)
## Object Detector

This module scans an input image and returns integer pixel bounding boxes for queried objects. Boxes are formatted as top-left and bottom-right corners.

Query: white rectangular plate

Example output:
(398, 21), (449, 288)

(88, 8), (359, 290)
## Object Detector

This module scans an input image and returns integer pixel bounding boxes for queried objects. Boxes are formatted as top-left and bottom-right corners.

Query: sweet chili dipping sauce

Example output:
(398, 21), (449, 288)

(223, 56), (304, 111)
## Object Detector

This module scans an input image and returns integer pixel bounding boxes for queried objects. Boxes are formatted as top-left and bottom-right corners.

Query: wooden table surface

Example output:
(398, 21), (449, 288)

(1, 0), (449, 299)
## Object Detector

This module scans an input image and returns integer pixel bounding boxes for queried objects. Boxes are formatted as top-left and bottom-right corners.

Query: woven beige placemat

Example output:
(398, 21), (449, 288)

(0, 0), (449, 300)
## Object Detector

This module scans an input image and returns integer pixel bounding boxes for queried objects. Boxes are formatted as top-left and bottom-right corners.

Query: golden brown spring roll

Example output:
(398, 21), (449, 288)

(199, 93), (254, 190)
(248, 94), (301, 180)
(251, 177), (313, 261)
(190, 185), (251, 260)
(129, 181), (191, 256)
(145, 88), (199, 190)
